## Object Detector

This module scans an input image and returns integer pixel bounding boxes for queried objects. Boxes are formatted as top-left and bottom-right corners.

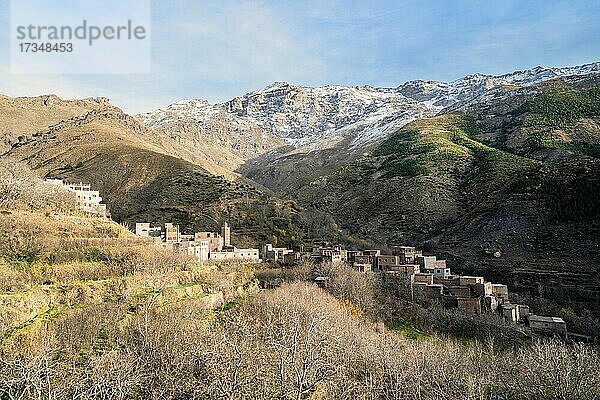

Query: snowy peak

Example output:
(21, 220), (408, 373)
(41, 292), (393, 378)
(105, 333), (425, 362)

(140, 61), (600, 152)
(497, 62), (599, 86)
(259, 81), (295, 92)
(397, 61), (600, 109)
(217, 83), (423, 148)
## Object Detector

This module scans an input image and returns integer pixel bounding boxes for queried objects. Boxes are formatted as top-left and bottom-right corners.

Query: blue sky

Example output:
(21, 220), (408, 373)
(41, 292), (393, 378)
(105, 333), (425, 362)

(1, 0), (599, 114)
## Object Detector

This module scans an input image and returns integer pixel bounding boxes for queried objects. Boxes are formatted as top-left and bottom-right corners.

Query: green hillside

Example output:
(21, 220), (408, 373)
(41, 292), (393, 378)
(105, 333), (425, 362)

(293, 82), (600, 314)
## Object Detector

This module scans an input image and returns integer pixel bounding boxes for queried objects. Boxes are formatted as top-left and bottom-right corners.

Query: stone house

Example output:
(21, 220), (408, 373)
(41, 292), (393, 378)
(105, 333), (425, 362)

(386, 264), (420, 279)
(353, 254), (374, 273)
(484, 295), (498, 312)
(376, 255), (400, 271)
(422, 284), (444, 299)
(391, 246), (422, 264)
(448, 286), (471, 298)
(434, 276), (461, 286)
(195, 231), (224, 252)
(262, 244), (293, 261)
(312, 246), (348, 263)
(491, 284), (509, 303)
(442, 296), (459, 308)
(414, 273), (434, 285)
(416, 255), (437, 271)
(433, 265), (451, 279)
(459, 276), (484, 285)
(518, 304), (530, 319)
(501, 303), (520, 323)
(135, 222), (179, 243)
(163, 223), (180, 243)
(471, 282), (493, 297)
(528, 315), (567, 337)
(346, 250), (362, 264)
(457, 297), (482, 315)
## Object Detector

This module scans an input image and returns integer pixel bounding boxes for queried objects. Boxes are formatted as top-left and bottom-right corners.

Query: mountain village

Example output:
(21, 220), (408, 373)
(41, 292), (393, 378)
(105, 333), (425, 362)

(134, 218), (569, 340)
(2, 2), (598, 395)
(46, 177), (571, 340)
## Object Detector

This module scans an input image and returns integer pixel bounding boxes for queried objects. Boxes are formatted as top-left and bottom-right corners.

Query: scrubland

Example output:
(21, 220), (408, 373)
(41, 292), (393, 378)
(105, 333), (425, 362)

(1, 160), (599, 399)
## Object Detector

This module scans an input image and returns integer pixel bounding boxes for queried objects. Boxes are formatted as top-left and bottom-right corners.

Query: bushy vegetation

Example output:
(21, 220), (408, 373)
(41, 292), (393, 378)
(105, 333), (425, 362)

(2, 279), (598, 399)
(525, 88), (600, 128)
(0, 158), (76, 212)
(525, 131), (600, 157)
(509, 159), (600, 222)
(542, 173), (600, 221)
(380, 158), (429, 178)
(449, 129), (538, 183)
(0, 205), (257, 351)
(1, 205), (599, 400)
(370, 118), (472, 180)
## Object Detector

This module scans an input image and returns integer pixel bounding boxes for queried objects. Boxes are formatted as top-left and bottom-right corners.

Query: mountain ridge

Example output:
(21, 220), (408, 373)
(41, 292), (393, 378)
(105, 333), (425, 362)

(138, 62), (600, 178)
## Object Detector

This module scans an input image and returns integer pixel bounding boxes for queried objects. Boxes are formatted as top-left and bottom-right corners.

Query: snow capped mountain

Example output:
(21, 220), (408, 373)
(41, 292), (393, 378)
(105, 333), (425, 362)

(139, 62), (600, 155)
(221, 82), (435, 148)
(397, 62), (600, 110)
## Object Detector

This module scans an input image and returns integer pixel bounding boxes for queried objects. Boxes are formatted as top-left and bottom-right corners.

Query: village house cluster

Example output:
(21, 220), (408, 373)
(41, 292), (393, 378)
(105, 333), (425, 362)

(45, 178), (108, 217)
(42, 178), (567, 339)
(263, 243), (568, 338)
(135, 221), (260, 262)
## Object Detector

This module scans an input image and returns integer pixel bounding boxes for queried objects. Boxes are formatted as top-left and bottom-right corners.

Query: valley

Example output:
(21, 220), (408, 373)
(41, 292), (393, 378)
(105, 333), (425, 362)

(1, 62), (599, 316)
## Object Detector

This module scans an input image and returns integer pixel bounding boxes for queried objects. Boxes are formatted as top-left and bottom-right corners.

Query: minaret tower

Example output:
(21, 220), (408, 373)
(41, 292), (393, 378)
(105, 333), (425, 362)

(221, 222), (231, 247)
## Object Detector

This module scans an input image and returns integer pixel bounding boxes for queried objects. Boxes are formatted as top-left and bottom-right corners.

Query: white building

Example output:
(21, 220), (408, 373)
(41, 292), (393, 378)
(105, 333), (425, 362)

(46, 179), (108, 217)
(210, 248), (260, 262)
(183, 240), (210, 262)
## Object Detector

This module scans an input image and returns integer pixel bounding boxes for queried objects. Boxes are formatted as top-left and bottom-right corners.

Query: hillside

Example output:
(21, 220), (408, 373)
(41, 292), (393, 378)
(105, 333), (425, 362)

(140, 62), (600, 191)
(0, 96), (346, 247)
(2, 64), (599, 312)
(0, 172), (598, 398)
(456, 75), (600, 160)
(1, 204), (599, 399)
(290, 77), (600, 313)
(0, 95), (108, 154)
(0, 97), (244, 220)
(137, 99), (286, 173)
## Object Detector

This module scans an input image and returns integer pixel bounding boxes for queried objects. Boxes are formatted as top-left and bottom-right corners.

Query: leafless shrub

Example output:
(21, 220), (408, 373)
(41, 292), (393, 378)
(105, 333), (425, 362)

(1, 272), (599, 399)
(501, 339), (600, 399)
(0, 158), (76, 212)
(318, 261), (380, 316)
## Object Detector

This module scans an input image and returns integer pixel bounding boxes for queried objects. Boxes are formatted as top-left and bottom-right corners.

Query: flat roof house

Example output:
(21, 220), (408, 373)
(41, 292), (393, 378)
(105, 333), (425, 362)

(529, 315), (567, 337)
